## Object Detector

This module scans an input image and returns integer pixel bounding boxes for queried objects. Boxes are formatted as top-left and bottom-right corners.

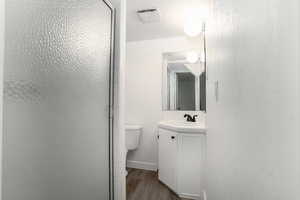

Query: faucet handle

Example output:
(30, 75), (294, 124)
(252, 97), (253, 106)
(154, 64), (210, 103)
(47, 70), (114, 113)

(192, 115), (198, 122)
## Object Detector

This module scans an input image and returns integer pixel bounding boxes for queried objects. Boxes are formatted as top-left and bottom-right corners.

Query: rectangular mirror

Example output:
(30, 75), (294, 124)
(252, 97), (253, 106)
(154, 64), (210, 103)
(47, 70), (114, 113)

(162, 50), (206, 111)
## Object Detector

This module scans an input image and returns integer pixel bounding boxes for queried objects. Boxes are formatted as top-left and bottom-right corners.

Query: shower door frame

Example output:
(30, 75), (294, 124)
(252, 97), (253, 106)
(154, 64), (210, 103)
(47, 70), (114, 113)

(102, 0), (115, 200)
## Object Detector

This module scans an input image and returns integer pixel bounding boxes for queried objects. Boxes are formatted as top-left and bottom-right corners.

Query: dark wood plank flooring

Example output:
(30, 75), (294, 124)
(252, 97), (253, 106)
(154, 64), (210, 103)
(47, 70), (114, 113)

(126, 168), (187, 200)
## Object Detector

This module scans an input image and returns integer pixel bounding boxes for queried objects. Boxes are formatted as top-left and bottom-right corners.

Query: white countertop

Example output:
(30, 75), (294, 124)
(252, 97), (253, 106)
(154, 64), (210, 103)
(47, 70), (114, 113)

(158, 121), (206, 134)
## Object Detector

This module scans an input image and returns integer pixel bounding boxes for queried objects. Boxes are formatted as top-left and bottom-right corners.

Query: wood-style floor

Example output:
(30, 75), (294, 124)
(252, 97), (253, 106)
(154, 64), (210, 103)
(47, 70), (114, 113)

(126, 168), (187, 200)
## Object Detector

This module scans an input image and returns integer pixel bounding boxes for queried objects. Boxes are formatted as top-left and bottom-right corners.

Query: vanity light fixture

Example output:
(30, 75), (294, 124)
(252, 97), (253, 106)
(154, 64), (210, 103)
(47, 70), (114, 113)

(186, 51), (199, 63)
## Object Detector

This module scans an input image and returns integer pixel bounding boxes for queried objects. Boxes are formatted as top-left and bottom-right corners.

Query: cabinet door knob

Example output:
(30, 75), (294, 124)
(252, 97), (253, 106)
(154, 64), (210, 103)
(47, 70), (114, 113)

(171, 136), (175, 139)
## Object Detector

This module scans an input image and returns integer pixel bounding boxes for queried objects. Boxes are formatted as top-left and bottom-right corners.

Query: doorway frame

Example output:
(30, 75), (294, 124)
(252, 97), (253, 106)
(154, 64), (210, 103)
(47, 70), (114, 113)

(102, 0), (116, 199)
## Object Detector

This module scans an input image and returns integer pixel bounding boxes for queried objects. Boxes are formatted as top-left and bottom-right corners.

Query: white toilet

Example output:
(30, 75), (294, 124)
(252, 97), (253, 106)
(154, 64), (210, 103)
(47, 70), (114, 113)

(125, 124), (142, 175)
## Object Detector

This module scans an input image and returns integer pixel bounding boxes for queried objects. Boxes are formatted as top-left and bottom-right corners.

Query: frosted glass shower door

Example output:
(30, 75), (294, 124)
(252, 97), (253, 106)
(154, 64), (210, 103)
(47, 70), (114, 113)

(3, 0), (114, 200)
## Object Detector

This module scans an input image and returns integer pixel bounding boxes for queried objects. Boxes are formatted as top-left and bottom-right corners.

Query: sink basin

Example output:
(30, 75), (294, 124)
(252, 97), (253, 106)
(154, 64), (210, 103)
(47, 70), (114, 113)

(158, 121), (206, 133)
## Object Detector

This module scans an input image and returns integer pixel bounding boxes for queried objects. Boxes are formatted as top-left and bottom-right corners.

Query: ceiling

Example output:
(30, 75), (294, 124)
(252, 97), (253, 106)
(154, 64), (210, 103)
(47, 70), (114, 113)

(126, 0), (210, 42)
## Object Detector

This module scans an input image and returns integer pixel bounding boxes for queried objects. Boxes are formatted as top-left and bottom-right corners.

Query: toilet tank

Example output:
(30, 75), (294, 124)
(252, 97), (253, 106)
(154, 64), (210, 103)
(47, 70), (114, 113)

(125, 124), (142, 150)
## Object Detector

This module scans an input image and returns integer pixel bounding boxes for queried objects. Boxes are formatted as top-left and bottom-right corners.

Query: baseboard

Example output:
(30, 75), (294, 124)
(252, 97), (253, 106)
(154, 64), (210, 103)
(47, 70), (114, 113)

(202, 190), (207, 200)
(126, 160), (157, 171)
(179, 191), (206, 200)
(179, 193), (201, 200)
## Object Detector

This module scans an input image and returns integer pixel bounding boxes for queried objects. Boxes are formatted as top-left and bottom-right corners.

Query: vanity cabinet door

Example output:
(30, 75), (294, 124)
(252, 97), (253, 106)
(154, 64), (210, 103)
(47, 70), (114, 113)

(178, 134), (206, 199)
(158, 129), (178, 192)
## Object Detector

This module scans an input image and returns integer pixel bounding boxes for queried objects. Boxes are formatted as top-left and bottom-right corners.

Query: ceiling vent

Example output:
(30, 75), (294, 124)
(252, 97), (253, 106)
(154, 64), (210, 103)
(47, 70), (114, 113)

(137, 8), (160, 23)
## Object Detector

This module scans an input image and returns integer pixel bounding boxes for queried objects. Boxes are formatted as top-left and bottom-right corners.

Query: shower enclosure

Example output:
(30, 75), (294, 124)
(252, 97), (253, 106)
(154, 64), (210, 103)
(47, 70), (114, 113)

(3, 0), (114, 199)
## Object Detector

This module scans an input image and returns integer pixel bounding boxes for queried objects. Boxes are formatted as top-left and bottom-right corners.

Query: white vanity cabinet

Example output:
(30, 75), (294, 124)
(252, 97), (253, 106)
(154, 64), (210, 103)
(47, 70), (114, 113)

(158, 122), (206, 200)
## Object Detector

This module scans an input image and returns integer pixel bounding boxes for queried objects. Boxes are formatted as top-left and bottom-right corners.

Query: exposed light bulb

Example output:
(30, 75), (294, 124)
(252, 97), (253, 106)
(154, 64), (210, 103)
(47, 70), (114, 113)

(184, 22), (202, 37)
(200, 51), (206, 63)
(183, 7), (208, 37)
(186, 52), (199, 63)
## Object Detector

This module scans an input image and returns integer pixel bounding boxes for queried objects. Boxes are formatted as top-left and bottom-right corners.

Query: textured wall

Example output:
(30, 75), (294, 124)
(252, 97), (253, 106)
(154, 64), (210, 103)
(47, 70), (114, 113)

(206, 0), (300, 199)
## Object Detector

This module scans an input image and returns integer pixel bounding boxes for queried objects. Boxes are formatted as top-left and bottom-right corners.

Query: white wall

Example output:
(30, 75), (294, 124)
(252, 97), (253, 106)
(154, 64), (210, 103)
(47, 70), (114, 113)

(126, 36), (206, 170)
(206, 0), (300, 200)
(0, 0), (4, 199)
(110, 0), (126, 200)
